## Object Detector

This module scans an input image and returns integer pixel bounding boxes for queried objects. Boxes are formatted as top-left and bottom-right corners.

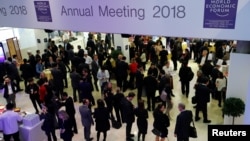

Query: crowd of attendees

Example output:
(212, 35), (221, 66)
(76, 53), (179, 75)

(0, 34), (234, 141)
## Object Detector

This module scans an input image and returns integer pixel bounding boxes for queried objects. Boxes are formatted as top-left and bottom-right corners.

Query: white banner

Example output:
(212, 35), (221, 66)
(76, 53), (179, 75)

(0, 0), (250, 40)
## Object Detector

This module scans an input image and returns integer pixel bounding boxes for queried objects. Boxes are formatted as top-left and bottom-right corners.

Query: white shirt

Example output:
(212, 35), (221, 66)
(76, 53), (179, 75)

(97, 69), (110, 86)
(162, 65), (174, 76)
(84, 55), (93, 65)
(200, 56), (206, 66)
(7, 84), (14, 95)
(216, 77), (226, 91)
(0, 110), (23, 135)
(140, 53), (146, 63)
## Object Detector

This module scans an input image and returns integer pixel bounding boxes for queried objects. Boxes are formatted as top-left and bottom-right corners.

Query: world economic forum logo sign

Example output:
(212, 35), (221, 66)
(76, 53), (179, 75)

(34, 1), (52, 22)
(203, 0), (238, 29)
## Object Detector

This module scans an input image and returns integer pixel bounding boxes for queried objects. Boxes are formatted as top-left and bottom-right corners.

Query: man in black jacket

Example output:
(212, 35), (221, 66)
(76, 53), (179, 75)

(135, 65), (144, 101)
(61, 92), (78, 134)
(3, 77), (18, 108)
(144, 71), (158, 111)
(174, 103), (193, 141)
(195, 76), (211, 123)
(121, 92), (135, 141)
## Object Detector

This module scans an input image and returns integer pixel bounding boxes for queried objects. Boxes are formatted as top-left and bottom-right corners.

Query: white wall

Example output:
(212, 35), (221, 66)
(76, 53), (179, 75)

(224, 53), (250, 124)
(113, 34), (130, 63)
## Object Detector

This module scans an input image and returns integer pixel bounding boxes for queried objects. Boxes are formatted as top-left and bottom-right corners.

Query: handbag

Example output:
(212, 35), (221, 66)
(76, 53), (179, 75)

(152, 128), (162, 136)
(112, 120), (122, 129)
(189, 119), (197, 138)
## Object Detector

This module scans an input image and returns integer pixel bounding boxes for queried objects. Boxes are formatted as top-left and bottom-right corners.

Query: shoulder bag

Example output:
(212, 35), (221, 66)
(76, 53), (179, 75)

(189, 119), (197, 138)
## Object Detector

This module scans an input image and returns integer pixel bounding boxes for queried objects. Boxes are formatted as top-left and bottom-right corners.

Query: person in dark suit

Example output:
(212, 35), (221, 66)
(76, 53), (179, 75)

(153, 104), (170, 141)
(27, 51), (37, 77)
(58, 110), (74, 141)
(195, 76), (211, 123)
(144, 71), (158, 111)
(51, 63), (64, 99)
(116, 56), (129, 92)
(79, 99), (94, 141)
(69, 67), (81, 102)
(40, 105), (57, 141)
(134, 100), (148, 141)
(93, 99), (111, 141)
(20, 58), (33, 90)
(121, 92), (136, 141)
(179, 61), (192, 98)
(26, 78), (42, 114)
(3, 77), (18, 108)
(79, 78), (94, 107)
(113, 87), (125, 124)
(91, 55), (100, 91)
(5, 59), (22, 91)
(135, 65), (144, 102)
(174, 103), (193, 141)
(61, 92), (78, 134)
(56, 58), (68, 88)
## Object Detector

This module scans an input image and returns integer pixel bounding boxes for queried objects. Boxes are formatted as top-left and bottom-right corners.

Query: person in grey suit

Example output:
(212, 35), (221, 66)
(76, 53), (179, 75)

(79, 99), (94, 141)
(174, 103), (193, 141)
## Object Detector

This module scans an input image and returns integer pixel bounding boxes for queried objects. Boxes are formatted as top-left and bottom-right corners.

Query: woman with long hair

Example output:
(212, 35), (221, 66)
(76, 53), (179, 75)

(153, 104), (170, 141)
(58, 110), (73, 141)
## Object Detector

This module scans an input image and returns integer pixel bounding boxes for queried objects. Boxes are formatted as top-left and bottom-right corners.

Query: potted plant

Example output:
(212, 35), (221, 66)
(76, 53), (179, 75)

(222, 97), (245, 124)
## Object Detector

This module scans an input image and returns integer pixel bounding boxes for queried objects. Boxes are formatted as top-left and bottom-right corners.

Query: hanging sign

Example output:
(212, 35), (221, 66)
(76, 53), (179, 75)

(0, 0), (249, 40)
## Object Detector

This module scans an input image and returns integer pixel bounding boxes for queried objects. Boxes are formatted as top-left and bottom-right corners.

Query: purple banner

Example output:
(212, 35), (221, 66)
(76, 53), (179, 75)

(203, 0), (238, 29)
(34, 1), (52, 22)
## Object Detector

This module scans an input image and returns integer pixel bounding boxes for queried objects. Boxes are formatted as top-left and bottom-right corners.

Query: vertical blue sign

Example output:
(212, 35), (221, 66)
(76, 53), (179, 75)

(34, 1), (52, 22)
(203, 0), (238, 29)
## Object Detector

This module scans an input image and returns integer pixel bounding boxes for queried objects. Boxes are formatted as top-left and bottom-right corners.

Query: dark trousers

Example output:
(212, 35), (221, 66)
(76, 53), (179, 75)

(195, 103), (208, 121)
(84, 125), (91, 140)
(70, 116), (78, 133)
(181, 81), (190, 97)
(4, 131), (20, 141)
(217, 90), (226, 106)
(93, 75), (99, 91)
(128, 73), (135, 89)
(45, 130), (57, 141)
(126, 122), (133, 138)
(146, 91), (156, 111)
(5, 94), (16, 108)
(97, 131), (107, 141)
(114, 105), (122, 123)
(63, 74), (68, 88)
(30, 95), (42, 113)
(177, 137), (189, 141)
(172, 58), (178, 70)
(116, 76), (128, 92)
(72, 87), (80, 102)
(61, 134), (72, 141)
(55, 87), (63, 99)
(138, 132), (145, 141)
(24, 79), (28, 91)
(137, 86), (143, 101)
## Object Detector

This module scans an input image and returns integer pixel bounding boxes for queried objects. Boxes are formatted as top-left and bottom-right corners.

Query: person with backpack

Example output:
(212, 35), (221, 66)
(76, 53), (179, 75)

(179, 60), (194, 98)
